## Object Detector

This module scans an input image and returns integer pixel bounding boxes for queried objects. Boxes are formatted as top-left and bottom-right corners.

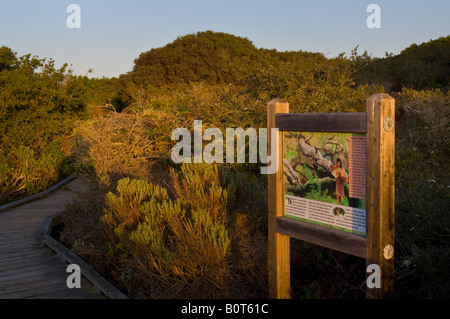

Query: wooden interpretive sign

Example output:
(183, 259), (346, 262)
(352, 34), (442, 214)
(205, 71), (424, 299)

(267, 94), (395, 299)
(282, 131), (367, 237)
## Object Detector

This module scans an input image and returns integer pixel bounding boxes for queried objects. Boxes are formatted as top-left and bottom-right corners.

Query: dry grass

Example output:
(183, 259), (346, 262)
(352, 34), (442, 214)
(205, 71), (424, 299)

(72, 111), (159, 188)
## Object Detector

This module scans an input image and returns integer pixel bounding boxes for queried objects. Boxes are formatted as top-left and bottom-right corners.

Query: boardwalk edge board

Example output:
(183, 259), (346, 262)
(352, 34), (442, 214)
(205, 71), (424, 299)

(39, 211), (129, 299)
(0, 175), (77, 214)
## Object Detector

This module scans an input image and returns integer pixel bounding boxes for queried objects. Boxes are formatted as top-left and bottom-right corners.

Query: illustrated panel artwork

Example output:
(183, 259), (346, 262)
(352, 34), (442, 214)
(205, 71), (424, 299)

(282, 131), (367, 236)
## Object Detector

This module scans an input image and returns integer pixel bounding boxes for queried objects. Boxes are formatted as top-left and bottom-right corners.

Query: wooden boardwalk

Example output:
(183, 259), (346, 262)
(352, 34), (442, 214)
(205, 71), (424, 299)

(0, 179), (107, 299)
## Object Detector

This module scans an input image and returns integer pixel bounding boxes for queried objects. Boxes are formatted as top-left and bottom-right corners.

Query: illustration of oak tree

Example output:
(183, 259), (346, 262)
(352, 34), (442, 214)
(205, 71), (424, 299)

(283, 132), (348, 198)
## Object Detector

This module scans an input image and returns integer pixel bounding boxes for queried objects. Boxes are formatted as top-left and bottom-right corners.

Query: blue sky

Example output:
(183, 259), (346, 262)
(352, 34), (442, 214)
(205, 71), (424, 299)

(1, 0), (449, 78)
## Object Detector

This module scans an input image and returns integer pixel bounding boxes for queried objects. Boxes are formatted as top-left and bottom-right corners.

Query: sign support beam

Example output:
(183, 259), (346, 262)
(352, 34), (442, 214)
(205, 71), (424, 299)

(267, 98), (290, 299)
(365, 93), (395, 299)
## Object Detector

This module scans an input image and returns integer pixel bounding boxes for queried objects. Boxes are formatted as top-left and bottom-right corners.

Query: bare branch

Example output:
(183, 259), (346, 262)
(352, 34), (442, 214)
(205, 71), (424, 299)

(282, 158), (300, 186)
(297, 133), (333, 172)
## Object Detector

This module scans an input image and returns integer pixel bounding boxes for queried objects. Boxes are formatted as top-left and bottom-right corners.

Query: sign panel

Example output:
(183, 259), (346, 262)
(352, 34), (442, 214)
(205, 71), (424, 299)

(282, 131), (367, 236)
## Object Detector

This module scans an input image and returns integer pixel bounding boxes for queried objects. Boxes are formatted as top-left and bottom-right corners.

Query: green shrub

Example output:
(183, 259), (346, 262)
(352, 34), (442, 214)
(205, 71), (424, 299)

(0, 142), (66, 203)
(102, 164), (232, 298)
(394, 88), (450, 298)
(0, 47), (86, 203)
(72, 160), (269, 299)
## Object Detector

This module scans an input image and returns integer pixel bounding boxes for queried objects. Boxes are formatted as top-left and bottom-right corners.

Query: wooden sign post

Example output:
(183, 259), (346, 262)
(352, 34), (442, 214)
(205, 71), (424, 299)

(267, 98), (290, 299)
(267, 93), (395, 299)
(365, 93), (395, 299)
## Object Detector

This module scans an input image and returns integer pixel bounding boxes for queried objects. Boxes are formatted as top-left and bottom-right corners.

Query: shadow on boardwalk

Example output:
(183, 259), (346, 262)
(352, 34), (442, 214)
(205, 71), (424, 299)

(0, 178), (107, 299)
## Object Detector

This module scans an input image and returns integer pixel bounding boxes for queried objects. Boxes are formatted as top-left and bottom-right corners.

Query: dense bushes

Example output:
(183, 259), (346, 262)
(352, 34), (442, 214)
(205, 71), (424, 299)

(0, 142), (66, 201)
(73, 112), (159, 187)
(355, 36), (450, 92)
(0, 47), (87, 203)
(61, 163), (267, 298)
(0, 47), (126, 203)
(394, 88), (449, 298)
(117, 31), (381, 115)
(125, 31), (265, 89)
(102, 165), (231, 298)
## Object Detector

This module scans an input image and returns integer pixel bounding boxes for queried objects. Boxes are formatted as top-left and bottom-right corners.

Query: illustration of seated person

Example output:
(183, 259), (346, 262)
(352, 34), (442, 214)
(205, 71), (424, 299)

(331, 158), (348, 204)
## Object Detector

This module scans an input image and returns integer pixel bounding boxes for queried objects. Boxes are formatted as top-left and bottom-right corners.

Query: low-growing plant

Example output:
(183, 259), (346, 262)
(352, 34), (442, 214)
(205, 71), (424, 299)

(101, 164), (232, 298)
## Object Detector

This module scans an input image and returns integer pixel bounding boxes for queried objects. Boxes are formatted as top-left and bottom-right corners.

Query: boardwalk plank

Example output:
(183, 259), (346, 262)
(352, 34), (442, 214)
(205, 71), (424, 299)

(1, 280), (95, 299)
(0, 265), (67, 284)
(0, 251), (47, 264)
(0, 254), (63, 272)
(0, 178), (106, 299)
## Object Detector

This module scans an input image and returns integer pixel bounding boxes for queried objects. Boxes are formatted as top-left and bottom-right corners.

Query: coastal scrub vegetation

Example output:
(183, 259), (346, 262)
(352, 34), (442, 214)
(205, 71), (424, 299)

(1, 32), (448, 298)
